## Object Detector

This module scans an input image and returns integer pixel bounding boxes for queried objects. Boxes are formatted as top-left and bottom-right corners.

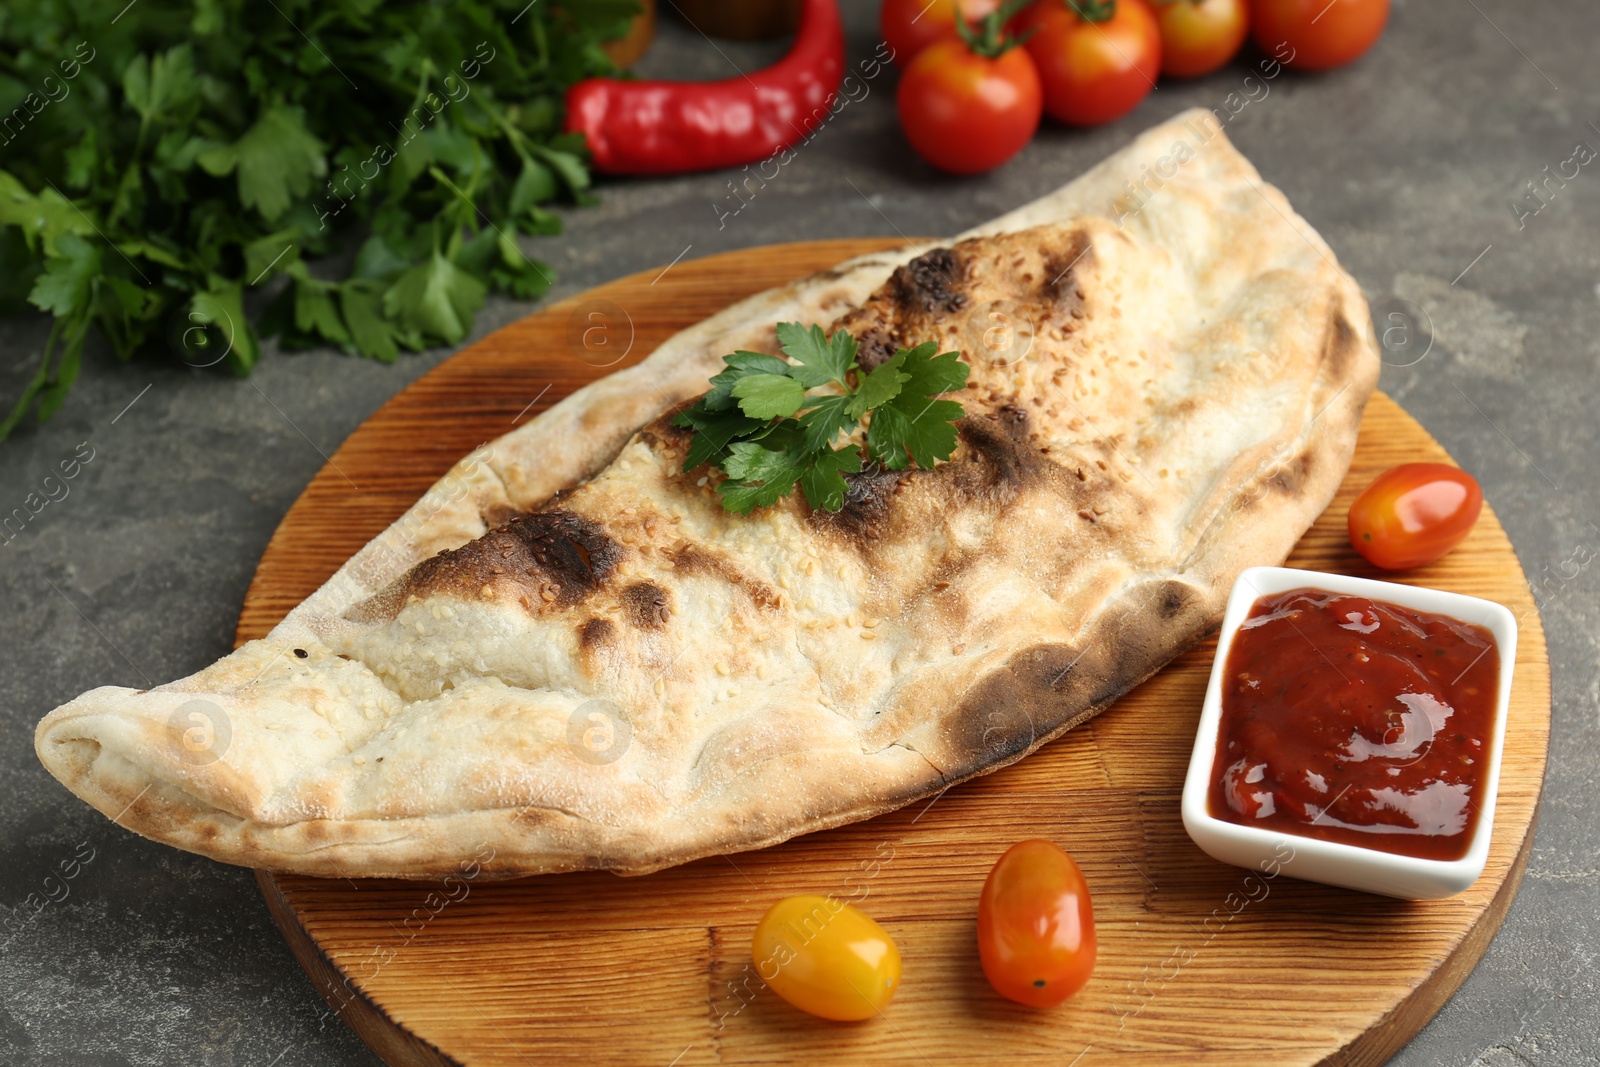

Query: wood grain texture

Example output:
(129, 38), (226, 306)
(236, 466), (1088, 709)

(238, 240), (1551, 1067)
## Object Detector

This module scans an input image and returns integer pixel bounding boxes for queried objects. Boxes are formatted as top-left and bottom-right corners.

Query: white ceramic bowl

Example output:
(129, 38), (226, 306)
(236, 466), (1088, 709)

(1180, 566), (1518, 900)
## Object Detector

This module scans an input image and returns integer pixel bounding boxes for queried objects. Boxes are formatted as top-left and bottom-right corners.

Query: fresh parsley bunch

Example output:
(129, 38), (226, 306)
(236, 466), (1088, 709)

(0, 0), (640, 439)
(674, 323), (970, 514)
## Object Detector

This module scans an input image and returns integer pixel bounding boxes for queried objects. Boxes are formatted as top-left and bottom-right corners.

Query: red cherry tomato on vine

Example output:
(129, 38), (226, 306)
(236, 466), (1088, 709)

(1250, 0), (1388, 71)
(1017, 0), (1162, 127)
(977, 839), (1097, 1008)
(897, 36), (1043, 174)
(880, 0), (1005, 65)
(1347, 463), (1483, 570)
(1152, 0), (1249, 78)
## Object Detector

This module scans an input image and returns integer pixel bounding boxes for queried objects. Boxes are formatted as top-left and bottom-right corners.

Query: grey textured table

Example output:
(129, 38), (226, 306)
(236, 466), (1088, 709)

(3, 2), (1597, 1065)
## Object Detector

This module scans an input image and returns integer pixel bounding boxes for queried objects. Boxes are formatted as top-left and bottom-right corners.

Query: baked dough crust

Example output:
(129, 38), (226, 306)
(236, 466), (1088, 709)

(35, 110), (1378, 878)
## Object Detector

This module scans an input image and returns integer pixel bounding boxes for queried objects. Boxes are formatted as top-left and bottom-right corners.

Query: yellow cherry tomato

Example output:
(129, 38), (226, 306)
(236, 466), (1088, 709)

(750, 895), (901, 1021)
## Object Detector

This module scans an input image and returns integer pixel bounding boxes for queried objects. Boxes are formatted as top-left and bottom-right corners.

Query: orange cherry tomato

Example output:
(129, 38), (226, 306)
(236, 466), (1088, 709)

(880, 0), (1005, 65)
(1152, 0), (1249, 77)
(1250, 0), (1388, 71)
(751, 895), (902, 1021)
(1017, 0), (1161, 127)
(977, 839), (1096, 1008)
(897, 36), (1043, 174)
(1347, 462), (1483, 570)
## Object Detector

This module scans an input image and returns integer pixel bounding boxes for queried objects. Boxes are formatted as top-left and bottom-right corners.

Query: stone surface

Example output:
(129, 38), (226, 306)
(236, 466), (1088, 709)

(2, 1), (1597, 1064)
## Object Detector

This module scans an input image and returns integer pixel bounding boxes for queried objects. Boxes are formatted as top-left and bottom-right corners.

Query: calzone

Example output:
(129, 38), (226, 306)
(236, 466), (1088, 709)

(35, 110), (1379, 878)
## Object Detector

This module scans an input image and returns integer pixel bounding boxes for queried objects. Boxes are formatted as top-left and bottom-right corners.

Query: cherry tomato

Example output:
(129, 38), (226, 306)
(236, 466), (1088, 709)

(1152, 0), (1249, 77)
(897, 36), (1043, 174)
(880, 0), (1005, 66)
(751, 895), (902, 1021)
(1018, 0), (1162, 127)
(1250, 0), (1388, 71)
(977, 839), (1096, 1008)
(1347, 462), (1483, 570)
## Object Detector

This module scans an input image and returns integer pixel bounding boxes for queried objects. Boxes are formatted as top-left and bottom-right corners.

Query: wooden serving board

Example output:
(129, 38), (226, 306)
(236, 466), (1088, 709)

(238, 239), (1551, 1067)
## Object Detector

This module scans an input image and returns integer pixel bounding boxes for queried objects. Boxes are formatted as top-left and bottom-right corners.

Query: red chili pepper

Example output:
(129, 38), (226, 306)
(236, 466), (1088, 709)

(564, 0), (845, 175)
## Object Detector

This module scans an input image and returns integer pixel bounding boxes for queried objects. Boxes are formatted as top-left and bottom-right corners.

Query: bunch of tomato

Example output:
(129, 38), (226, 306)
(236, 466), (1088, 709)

(884, 0), (1390, 174)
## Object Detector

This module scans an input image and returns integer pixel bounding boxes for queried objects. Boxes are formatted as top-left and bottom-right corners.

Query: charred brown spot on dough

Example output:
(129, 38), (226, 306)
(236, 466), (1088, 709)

(889, 247), (967, 315)
(995, 404), (1031, 441)
(952, 416), (1046, 501)
(1266, 452), (1314, 496)
(347, 508), (621, 622)
(807, 464), (904, 541)
(621, 581), (672, 629)
(669, 542), (781, 610)
(810, 406), (1054, 549)
(504, 510), (620, 599)
(935, 573), (1223, 783)
(480, 501), (527, 528)
(853, 324), (899, 371)
(1321, 308), (1360, 379)
(903, 559), (978, 631)
(944, 643), (1083, 772)
(1041, 233), (1093, 302)
(580, 616), (615, 649)
(640, 407), (695, 451)
(1166, 395), (1200, 421)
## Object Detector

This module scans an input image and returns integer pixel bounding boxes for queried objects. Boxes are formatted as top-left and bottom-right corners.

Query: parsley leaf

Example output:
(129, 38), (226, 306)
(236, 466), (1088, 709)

(848, 356), (909, 419)
(197, 106), (327, 223)
(122, 46), (199, 129)
(294, 280), (352, 349)
(775, 321), (856, 389)
(677, 323), (969, 514)
(797, 392), (856, 452)
(673, 404), (768, 472)
(730, 373), (805, 420)
(383, 251), (488, 346)
(867, 342), (971, 470)
(27, 234), (100, 317)
(705, 351), (791, 411)
(340, 282), (401, 364)
(719, 440), (810, 513)
(797, 444), (865, 512)
(192, 282), (259, 375)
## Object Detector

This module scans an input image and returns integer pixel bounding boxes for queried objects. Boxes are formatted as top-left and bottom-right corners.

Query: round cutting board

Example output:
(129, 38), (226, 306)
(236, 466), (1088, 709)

(237, 239), (1551, 1067)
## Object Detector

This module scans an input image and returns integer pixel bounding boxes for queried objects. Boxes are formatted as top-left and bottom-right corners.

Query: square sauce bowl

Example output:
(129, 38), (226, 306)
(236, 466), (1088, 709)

(1181, 566), (1518, 900)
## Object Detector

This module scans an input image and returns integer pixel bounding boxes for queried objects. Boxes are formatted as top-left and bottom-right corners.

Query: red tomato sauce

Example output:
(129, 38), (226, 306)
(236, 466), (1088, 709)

(1208, 588), (1500, 861)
